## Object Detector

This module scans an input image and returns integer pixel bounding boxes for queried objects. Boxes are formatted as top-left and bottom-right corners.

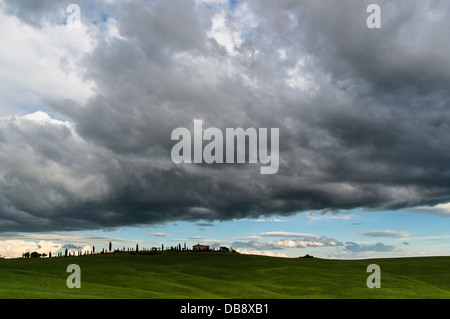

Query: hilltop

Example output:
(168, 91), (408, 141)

(0, 252), (449, 299)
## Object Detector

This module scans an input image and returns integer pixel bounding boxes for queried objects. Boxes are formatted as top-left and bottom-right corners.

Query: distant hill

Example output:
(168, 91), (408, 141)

(0, 252), (449, 299)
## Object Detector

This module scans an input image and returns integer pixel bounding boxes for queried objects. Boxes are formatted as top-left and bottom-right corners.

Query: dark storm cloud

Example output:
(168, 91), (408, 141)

(1, 0), (450, 232)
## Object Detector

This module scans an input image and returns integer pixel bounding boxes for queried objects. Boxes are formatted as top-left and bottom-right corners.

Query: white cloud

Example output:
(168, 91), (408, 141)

(0, 232), (156, 257)
(267, 238), (339, 249)
(257, 231), (316, 238)
(286, 58), (313, 90)
(254, 218), (287, 222)
(208, 12), (242, 55)
(411, 202), (450, 217)
(345, 242), (397, 253)
(0, 11), (96, 115)
(232, 235), (261, 240)
(148, 232), (170, 237)
(173, 236), (230, 245)
(207, 1), (258, 56)
(0, 240), (62, 258)
(307, 212), (357, 221)
(357, 230), (412, 238)
(233, 236), (342, 251)
(413, 235), (450, 241)
(235, 249), (288, 258)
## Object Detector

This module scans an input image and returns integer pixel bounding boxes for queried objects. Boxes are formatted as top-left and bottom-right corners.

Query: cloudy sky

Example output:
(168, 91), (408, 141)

(0, 0), (449, 259)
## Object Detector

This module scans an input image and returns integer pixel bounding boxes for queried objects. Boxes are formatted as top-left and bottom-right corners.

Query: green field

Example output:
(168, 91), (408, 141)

(0, 252), (449, 299)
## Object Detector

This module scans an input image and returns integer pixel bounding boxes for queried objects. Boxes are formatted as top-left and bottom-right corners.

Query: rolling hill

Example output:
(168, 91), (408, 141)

(0, 252), (449, 299)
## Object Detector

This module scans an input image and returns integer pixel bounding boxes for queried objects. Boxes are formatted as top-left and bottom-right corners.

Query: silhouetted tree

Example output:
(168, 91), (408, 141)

(30, 252), (41, 258)
(109, 242), (112, 252)
(136, 244), (139, 253)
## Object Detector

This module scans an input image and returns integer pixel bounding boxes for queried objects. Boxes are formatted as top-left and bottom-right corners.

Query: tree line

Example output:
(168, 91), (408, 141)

(22, 242), (235, 258)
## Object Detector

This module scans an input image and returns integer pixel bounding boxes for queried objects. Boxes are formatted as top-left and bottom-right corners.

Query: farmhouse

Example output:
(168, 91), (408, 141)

(193, 244), (209, 251)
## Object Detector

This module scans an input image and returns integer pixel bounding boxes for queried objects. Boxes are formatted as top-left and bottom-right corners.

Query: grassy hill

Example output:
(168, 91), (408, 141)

(0, 252), (449, 299)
